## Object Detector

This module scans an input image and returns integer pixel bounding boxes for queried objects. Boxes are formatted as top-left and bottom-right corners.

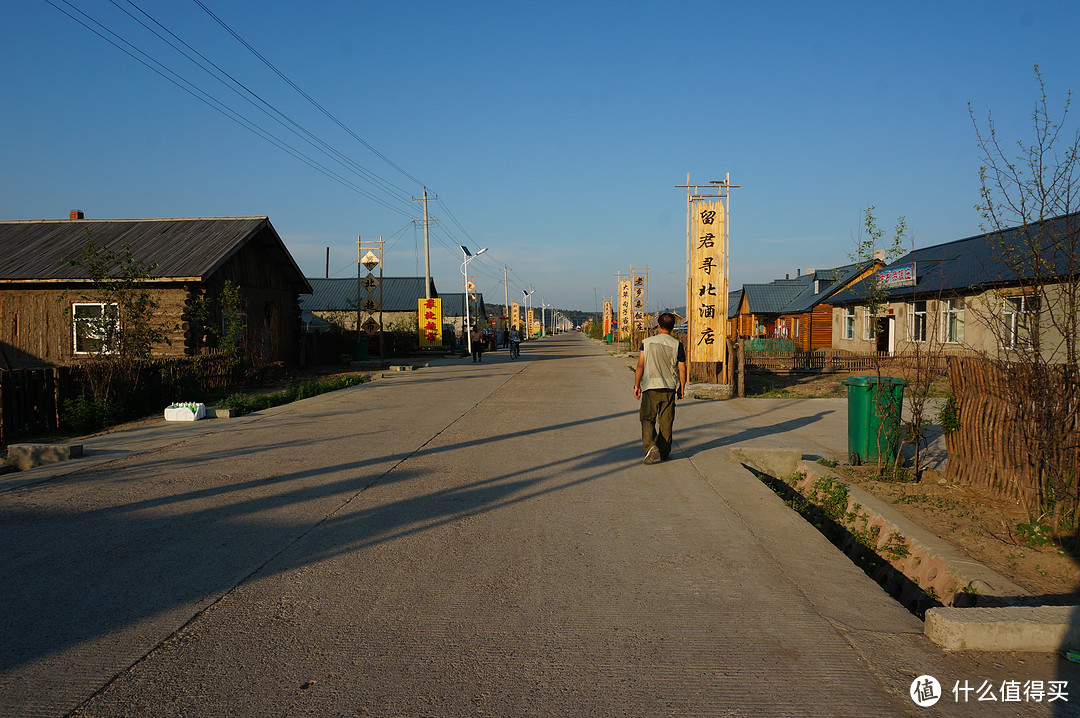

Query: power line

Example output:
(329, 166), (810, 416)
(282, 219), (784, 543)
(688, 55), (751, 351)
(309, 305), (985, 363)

(191, 0), (426, 190)
(43, 0), (417, 217)
(43, 0), (537, 294)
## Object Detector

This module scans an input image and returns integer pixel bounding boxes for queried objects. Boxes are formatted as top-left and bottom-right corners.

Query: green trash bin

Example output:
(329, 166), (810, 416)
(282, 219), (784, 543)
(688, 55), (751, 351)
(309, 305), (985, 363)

(605, 332), (613, 344)
(357, 334), (369, 361)
(840, 376), (907, 465)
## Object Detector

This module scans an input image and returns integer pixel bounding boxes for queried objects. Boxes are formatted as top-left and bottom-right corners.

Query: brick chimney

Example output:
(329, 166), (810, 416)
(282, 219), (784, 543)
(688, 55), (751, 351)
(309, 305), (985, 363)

(69, 209), (84, 220)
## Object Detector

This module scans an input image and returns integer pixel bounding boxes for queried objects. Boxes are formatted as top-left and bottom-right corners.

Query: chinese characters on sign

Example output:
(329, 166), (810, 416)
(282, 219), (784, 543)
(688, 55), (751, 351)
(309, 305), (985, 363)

(689, 200), (727, 363)
(603, 299), (613, 337)
(511, 301), (520, 330)
(418, 298), (443, 347)
(618, 280), (631, 341)
(877, 263), (917, 289)
(632, 272), (647, 333)
(357, 238), (383, 339)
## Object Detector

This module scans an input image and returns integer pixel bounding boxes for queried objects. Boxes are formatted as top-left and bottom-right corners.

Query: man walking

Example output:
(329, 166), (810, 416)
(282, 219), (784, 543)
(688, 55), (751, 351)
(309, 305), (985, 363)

(633, 312), (687, 464)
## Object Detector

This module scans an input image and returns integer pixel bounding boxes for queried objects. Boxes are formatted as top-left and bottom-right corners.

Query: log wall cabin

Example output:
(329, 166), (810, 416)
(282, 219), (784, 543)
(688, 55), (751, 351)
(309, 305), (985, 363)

(0, 214), (311, 369)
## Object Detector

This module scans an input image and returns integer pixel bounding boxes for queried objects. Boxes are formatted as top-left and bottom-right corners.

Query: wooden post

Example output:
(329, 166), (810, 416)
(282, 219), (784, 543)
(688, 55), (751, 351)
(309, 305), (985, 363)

(737, 339), (745, 397)
(0, 370), (6, 447)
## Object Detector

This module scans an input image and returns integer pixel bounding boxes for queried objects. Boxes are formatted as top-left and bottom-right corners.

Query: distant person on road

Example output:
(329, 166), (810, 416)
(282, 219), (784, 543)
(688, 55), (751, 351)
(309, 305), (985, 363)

(470, 325), (484, 363)
(509, 326), (521, 359)
(633, 312), (687, 464)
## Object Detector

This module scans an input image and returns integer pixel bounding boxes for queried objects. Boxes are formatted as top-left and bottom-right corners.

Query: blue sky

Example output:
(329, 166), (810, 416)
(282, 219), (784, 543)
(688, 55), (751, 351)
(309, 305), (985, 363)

(3, 1), (1079, 312)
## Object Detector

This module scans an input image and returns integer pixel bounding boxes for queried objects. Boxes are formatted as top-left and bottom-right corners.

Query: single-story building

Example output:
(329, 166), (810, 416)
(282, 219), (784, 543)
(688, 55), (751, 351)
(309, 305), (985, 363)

(440, 292), (489, 341)
(300, 277), (438, 334)
(774, 261), (880, 351)
(728, 277), (807, 340)
(829, 213), (1079, 361)
(0, 212), (311, 369)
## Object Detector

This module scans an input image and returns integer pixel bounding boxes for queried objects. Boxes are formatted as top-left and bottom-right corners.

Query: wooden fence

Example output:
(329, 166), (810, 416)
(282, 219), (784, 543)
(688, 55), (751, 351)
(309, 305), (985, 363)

(741, 348), (980, 374)
(0, 366), (71, 446)
(944, 356), (1080, 506)
(0, 354), (239, 447)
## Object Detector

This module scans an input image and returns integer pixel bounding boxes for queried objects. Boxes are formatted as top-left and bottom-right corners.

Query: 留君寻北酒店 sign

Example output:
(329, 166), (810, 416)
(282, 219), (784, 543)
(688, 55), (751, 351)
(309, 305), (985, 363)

(689, 199), (727, 363)
(877, 264), (917, 289)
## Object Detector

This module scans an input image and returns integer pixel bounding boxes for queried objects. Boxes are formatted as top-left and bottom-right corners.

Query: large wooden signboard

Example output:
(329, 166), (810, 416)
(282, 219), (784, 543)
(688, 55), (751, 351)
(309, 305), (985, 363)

(689, 200), (727, 364)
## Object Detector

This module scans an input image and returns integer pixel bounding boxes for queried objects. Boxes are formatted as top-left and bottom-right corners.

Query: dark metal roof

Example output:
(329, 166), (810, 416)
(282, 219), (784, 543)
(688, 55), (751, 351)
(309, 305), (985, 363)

(300, 277), (438, 313)
(727, 290), (740, 319)
(440, 293), (488, 319)
(0, 216), (311, 293)
(778, 261), (871, 313)
(830, 213), (1080, 305)
(742, 280), (807, 314)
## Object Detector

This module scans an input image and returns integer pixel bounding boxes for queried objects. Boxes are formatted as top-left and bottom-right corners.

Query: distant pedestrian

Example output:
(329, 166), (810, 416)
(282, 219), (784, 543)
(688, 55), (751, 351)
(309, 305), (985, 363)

(470, 325), (484, 363)
(509, 326), (521, 359)
(633, 312), (686, 464)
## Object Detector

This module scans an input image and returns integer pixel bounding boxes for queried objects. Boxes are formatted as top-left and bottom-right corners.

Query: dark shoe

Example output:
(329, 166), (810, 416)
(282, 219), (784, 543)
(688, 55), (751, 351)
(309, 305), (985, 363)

(644, 446), (661, 465)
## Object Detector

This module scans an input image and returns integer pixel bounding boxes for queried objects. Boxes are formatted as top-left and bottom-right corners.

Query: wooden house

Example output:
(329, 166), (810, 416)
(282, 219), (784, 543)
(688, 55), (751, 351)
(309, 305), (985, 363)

(0, 214), (311, 369)
(728, 278), (806, 340)
(774, 262), (880, 350)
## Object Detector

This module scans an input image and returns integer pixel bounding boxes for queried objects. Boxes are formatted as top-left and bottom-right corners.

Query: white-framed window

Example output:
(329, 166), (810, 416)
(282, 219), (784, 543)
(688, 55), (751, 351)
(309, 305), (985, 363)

(908, 300), (927, 343)
(72, 302), (119, 354)
(794, 317), (800, 339)
(863, 309), (878, 341)
(941, 297), (965, 344)
(842, 307), (855, 340)
(1003, 294), (1039, 349)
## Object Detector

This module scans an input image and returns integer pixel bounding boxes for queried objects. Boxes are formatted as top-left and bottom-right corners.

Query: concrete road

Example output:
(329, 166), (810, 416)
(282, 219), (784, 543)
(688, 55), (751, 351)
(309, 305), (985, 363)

(1, 334), (1075, 717)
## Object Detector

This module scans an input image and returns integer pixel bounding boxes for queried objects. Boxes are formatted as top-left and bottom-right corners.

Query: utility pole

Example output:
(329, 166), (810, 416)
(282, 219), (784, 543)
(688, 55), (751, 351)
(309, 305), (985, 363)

(503, 265), (510, 332)
(412, 187), (437, 299)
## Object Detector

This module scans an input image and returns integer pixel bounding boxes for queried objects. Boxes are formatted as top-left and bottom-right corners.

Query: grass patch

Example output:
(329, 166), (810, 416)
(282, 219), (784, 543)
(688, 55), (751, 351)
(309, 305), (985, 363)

(217, 374), (372, 416)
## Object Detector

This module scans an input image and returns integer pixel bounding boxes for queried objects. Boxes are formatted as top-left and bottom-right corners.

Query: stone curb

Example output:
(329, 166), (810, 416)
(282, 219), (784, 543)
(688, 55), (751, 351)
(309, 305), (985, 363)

(731, 448), (1080, 652)
(926, 606), (1080, 652)
(6, 443), (84, 471)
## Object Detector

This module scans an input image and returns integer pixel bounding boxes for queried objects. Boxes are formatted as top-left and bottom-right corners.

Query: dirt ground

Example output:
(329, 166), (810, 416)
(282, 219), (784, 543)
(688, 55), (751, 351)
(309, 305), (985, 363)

(747, 369), (1080, 602)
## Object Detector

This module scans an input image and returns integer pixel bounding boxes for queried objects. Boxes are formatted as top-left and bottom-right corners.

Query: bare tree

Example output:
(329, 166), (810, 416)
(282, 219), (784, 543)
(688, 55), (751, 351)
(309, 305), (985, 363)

(970, 66), (1080, 533)
(848, 208), (909, 476)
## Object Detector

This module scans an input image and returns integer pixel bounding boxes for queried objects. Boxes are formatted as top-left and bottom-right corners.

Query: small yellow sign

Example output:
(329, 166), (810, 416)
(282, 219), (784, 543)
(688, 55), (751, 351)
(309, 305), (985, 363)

(418, 298), (443, 347)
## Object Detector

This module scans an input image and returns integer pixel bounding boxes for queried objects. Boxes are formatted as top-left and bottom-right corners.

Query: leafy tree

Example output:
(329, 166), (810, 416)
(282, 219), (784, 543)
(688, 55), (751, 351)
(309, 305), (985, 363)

(848, 208), (909, 476)
(188, 279), (247, 369)
(60, 230), (169, 407)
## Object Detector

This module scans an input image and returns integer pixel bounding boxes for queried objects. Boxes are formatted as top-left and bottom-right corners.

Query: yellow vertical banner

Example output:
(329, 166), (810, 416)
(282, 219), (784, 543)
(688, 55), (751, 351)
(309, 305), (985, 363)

(603, 300), (612, 336)
(632, 273), (647, 332)
(689, 200), (727, 363)
(618, 280), (631, 340)
(527, 309), (535, 336)
(511, 302), (520, 329)
(418, 298), (443, 347)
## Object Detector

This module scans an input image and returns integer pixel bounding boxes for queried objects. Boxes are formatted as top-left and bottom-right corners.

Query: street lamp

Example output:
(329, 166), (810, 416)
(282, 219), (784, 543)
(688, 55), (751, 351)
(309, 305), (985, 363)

(522, 289), (534, 339)
(541, 299), (551, 338)
(461, 245), (488, 354)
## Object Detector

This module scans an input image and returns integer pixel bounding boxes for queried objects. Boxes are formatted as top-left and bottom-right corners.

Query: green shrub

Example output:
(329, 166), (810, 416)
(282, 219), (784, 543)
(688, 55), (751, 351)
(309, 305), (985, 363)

(60, 396), (122, 434)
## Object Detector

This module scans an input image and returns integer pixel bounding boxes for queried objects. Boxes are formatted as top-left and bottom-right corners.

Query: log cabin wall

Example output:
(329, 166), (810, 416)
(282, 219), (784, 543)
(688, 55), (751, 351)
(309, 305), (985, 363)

(0, 285), (193, 368)
(809, 304), (834, 349)
(208, 238), (303, 365)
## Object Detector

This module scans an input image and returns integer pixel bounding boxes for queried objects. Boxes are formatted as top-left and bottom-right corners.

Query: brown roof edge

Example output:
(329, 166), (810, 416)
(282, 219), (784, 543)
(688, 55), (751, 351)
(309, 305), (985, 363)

(0, 216), (270, 224)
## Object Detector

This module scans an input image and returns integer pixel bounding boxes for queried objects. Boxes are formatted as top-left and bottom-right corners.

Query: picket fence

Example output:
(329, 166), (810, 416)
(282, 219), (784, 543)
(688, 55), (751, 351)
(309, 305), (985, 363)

(944, 356), (1080, 507)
